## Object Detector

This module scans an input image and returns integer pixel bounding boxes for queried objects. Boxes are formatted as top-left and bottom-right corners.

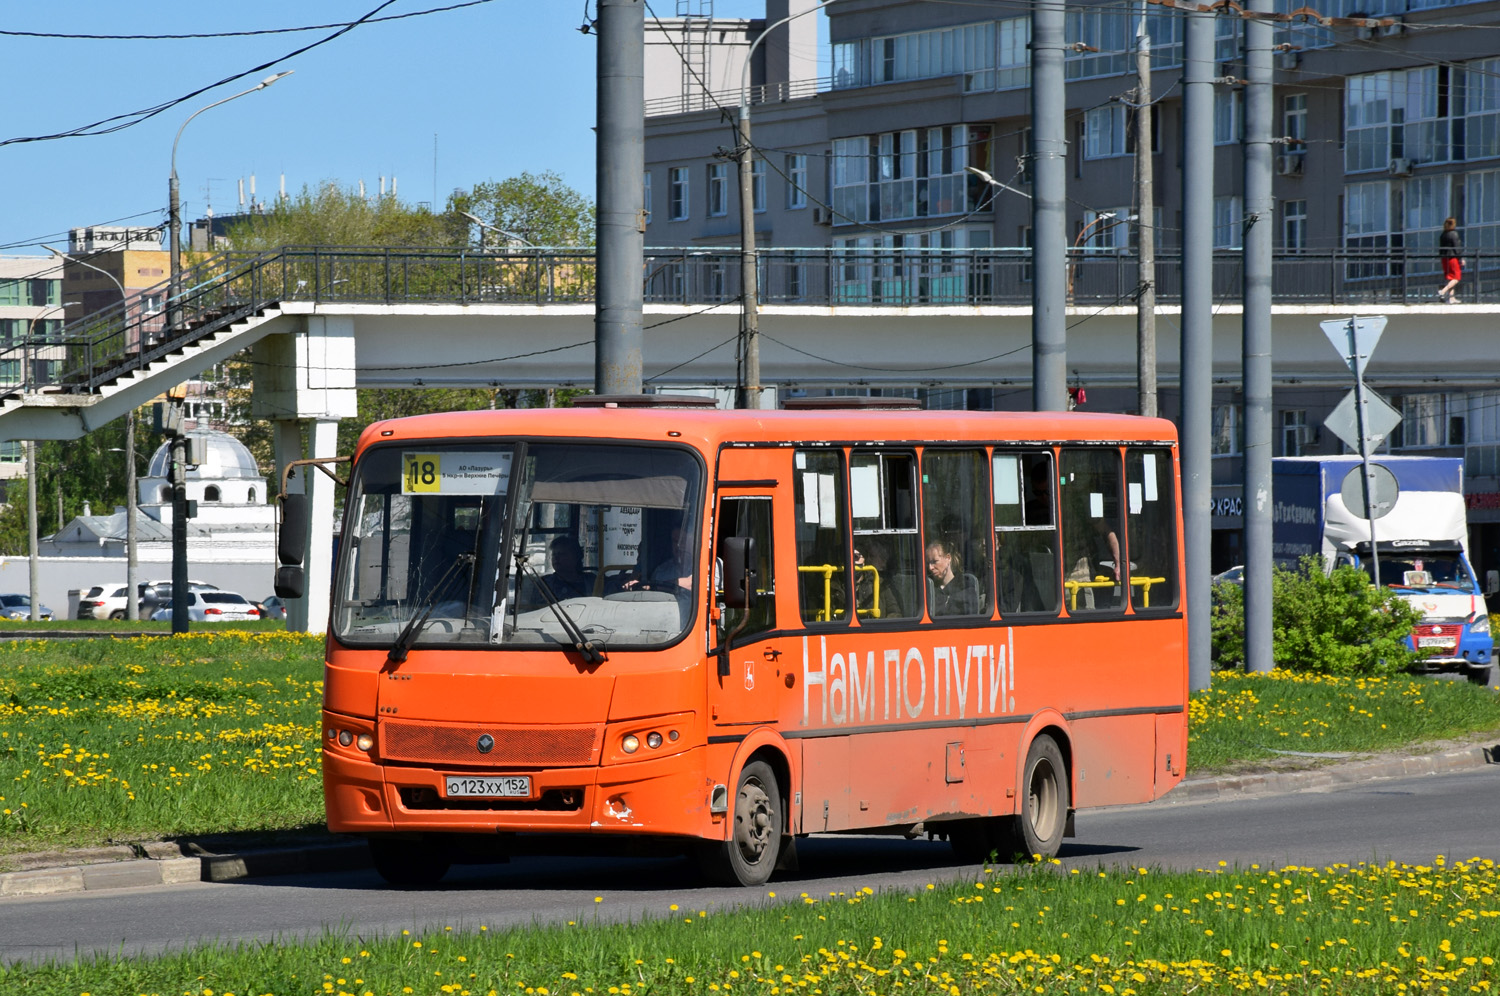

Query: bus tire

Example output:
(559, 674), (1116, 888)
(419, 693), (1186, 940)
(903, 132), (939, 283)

(698, 760), (782, 886)
(368, 836), (451, 888)
(1003, 734), (1068, 861)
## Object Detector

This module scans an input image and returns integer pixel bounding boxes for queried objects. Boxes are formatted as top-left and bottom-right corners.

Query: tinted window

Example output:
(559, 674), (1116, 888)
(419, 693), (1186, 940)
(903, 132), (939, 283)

(850, 451), (921, 622)
(794, 449), (849, 624)
(994, 450), (1061, 614)
(1125, 447), (1178, 610)
(921, 449), (991, 619)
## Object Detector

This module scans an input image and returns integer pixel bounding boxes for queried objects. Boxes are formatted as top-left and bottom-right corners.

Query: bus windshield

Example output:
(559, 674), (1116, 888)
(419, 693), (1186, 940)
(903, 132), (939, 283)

(333, 441), (703, 651)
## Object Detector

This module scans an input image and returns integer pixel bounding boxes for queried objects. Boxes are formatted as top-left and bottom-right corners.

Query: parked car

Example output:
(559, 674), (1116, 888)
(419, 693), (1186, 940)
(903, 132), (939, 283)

(1213, 565), (1245, 586)
(257, 595), (287, 621)
(0, 593), (54, 621)
(149, 590), (260, 622)
(137, 580), (218, 618)
(77, 583), (147, 620)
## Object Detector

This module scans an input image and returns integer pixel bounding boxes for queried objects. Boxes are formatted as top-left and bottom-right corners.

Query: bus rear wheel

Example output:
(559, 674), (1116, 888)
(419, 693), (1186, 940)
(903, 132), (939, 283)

(698, 760), (782, 886)
(369, 836), (451, 888)
(1003, 734), (1068, 861)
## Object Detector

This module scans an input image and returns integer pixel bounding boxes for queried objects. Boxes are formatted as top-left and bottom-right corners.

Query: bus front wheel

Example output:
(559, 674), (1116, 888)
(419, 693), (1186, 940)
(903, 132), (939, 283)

(1004, 735), (1068, 861)
(369, 836), (451, 888)
(698, 760), (782, 886)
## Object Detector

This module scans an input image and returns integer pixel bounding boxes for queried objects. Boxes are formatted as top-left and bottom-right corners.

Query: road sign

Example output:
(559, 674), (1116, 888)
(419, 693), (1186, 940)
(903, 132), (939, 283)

(1324, 388), (1402, 453)
(1340, 463), (1399, 520)
(1320, 316), (1386, 378)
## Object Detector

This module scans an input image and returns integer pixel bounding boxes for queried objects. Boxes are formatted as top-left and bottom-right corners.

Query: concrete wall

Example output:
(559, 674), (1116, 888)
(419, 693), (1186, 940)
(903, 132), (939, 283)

(0, 556), (276, 623)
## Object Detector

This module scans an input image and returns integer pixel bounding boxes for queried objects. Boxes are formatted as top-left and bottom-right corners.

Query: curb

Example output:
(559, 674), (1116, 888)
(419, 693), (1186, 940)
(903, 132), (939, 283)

(0, 743), (1495, 899)
(0, 840), (370, 899)
(1162, 741), (1498, 805)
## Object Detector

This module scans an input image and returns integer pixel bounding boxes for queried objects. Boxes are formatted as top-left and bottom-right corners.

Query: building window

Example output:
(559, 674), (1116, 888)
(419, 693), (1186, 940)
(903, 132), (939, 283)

(1213, 195), (1242, 249)
(643, 172), (652, 225)
(752, 159), (766, 213)
(707, 162), (729, 217)
(1281, 410), (1309, 456)
(1065, 6), (1131, 79)
(1085, 105), (1128, 159)
(1346, 72), (1394, 173)
(1214, 89), (1242, 146)
(1404, 174), (1452, 273)
(1398, 394), (1466, 449)
(786, 154), (808, 209)
(1282, 199), (1307, 251)
(832, 125), (988, 226)
(995, 17), (1031, 89)
(1344, 181), (1392, 277)
(0, 280), (20, 307)
(1212, 404), (1242, 457)
(668, 167), (689, 221)
(1465, 169), (1500, 250)
(1467, 56), (1500, 161)
(1283, 93), (1307, 157)
(204, 486), (221, 502)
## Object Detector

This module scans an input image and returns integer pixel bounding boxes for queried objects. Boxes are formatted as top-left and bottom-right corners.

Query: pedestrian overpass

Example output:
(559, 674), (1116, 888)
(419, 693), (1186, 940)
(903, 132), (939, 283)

(3, 245), (1495, 631)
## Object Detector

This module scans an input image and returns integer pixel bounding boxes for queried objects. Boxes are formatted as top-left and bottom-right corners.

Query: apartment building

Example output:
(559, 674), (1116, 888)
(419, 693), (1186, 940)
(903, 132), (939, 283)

(644, 0), (1500, 574)
(0, 255), (66, 481)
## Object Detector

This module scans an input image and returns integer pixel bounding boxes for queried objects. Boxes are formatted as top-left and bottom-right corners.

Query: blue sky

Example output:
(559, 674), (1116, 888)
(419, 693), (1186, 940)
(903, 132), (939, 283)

(1, 0), (804, 256)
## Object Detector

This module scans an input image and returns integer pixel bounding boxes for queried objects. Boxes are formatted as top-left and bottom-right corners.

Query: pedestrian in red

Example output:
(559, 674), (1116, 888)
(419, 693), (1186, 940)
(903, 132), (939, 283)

(1438, 216), (1462, 303)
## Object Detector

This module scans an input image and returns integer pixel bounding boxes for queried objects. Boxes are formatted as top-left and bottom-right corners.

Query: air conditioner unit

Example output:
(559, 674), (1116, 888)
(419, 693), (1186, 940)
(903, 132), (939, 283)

(812, 206), (832, 226)
(1276, 154), (1305, 176)
(1388, 157), (1413, 176)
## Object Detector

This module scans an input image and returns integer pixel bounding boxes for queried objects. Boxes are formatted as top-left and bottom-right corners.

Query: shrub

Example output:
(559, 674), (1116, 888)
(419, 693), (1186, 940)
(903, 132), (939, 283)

(1211, 556), (1424, 676)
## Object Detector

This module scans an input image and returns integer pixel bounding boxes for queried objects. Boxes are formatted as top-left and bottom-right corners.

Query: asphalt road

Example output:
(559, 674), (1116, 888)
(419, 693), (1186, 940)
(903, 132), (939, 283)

(2, 764), (1496, 966)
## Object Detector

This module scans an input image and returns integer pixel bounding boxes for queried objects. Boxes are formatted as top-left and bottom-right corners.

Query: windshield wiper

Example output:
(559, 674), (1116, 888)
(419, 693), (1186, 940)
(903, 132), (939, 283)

(384, 553), (476, 670)
(519, 557), (607, 666)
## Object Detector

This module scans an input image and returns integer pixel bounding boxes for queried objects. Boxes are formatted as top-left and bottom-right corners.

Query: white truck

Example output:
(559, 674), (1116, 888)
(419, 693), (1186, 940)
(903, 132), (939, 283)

(1272, 456), (1496, 685)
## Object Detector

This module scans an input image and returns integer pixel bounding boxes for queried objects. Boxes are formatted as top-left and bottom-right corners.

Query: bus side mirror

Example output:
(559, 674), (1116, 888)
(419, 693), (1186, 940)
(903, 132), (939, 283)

(275, 565), (306, 600)
(278, 493), (309, 567)
(720, 536), (756, 610)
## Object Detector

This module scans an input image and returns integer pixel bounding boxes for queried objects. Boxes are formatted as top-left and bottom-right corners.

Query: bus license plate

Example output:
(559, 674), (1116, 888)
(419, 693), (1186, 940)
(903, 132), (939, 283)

(445, 775), (531, 798)
(1418, 636), (1456, 648)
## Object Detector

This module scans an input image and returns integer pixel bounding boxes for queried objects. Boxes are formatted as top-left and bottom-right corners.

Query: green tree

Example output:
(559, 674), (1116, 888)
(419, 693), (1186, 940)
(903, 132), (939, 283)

(225, 182), (464, 250)
(1212, 556), (1425, 676)
(451, 171), (595, 247)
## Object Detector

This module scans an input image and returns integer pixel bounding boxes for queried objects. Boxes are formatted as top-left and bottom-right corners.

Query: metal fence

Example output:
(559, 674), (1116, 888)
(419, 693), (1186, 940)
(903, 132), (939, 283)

(1, 245), (1488, 397)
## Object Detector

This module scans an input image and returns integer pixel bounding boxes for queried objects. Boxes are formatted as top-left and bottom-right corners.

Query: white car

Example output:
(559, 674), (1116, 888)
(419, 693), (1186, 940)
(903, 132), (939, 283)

(149, 590), (260, 622)
(79, 580), (218, 619)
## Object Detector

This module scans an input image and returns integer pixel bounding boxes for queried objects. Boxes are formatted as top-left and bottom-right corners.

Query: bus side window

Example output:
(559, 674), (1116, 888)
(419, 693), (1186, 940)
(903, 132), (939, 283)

(850, 450), (920, 621)
(994, 450), (1060, 614)
(795, 450), (849, 624)
(1060, 448), (1125, 614)
(717, 496), (776, 638)
(1125, 447), (1178, 611)
(921, 449), (992, 619)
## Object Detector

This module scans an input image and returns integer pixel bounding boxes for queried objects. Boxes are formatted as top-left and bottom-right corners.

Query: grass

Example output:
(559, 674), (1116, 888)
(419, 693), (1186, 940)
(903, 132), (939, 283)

(2, 856), (1498, 993)
(1189, 669), (1500, 772)
(0, 619), (285, 633)
(0, 632), (326, 858)
(1, 637), (1498, 858)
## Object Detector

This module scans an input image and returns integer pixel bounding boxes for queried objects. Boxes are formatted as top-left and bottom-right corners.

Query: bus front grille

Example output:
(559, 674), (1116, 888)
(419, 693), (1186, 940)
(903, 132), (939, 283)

(381, 722), (600, 767)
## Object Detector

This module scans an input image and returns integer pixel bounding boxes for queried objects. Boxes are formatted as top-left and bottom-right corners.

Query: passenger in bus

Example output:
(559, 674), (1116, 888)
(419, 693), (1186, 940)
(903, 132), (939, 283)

(851, 542), (903, 619)
(925, 539), (981, 616)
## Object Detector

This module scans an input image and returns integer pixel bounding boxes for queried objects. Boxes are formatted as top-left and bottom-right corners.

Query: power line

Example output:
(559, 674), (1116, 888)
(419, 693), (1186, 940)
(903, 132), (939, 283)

(0, 1), (497, 41)
(0, 0), (401, 148)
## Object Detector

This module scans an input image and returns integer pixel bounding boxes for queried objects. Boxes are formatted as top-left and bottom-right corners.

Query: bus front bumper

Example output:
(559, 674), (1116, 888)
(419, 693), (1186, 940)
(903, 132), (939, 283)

(322, 747), (717, 838)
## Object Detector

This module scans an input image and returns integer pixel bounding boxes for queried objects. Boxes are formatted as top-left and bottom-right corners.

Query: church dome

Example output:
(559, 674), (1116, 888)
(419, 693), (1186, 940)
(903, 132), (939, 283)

(146, 429), (263, 480)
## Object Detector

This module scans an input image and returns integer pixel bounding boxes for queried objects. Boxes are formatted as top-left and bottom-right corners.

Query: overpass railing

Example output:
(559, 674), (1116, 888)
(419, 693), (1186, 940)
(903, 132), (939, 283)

(1, 245), (1488, 397)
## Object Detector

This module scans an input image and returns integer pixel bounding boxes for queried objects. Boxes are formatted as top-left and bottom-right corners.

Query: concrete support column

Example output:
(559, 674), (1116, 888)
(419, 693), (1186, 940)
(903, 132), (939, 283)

(273, 419), (309, 632)
(303, 418), (340, 635)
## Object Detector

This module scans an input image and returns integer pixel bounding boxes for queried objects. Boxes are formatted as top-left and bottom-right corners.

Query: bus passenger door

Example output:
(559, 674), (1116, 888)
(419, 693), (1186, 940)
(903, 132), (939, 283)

(711, 494), (782, 731)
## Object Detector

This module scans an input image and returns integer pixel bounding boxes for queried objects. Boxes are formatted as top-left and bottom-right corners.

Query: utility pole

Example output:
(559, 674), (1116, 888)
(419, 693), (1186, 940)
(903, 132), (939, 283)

(26, 441), (39, 623)
(735, 123), (761, 410)
(1134, 2), (1157, 418)
(1182, 5), (1215, 691)
(595, 0), (645, 396)
(1241, 0), (1275, 673)
(126, 409), (139, 621)
(1031, 0), (1068, 412)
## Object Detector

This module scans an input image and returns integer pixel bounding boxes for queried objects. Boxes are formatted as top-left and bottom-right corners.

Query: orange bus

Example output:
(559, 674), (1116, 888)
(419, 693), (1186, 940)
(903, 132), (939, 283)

(282, 397), (1187, 887)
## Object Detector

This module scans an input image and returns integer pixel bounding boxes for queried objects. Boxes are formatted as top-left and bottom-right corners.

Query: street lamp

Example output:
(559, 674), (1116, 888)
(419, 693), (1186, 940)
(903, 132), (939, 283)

(459, 211), (536, 249)
(167, 69), (291, 635)
(1068, 212), (1138, 302)
(965, 165), (1034, 204)
(43, 244), (142, 620)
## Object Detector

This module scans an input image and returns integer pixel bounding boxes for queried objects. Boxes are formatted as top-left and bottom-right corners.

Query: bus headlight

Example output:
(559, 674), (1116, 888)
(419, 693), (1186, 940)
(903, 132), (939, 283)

(338, 730), (354, 747)
(356, 733), (375, 752)
(622, 734), (640, 754)
(646, 732), (663, 749)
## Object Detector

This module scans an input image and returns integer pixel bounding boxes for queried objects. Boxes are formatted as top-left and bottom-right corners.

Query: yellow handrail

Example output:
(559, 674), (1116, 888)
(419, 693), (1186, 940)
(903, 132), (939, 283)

(797, 563), (883, 621)
(1063, 574), (1169, 610)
